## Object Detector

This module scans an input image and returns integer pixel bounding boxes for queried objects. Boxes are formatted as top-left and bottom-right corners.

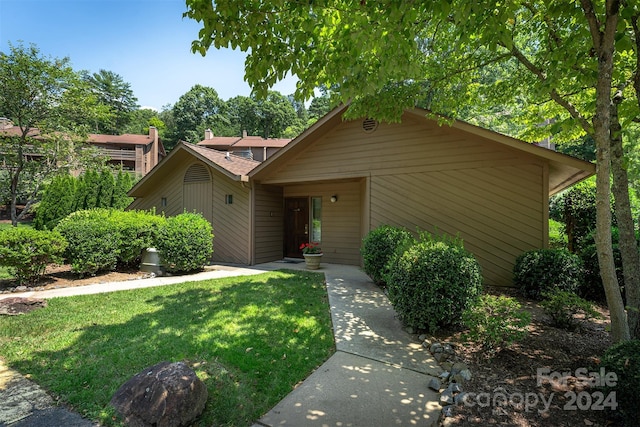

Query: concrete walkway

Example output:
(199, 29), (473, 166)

(0, 262), (442, 427)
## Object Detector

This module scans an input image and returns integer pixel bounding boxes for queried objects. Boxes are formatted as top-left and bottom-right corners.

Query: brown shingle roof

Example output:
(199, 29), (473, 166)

(186, 143), (260, 176)
(1, 126), (156, 146)
(88, 133), (155, 145)
(197, 135), (291, 149)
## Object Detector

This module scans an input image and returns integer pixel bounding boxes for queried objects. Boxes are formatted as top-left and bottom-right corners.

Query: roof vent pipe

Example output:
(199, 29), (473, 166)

(205, 129), (213, 140)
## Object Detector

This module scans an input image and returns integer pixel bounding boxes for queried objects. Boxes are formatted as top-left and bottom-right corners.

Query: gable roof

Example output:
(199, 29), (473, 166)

(128, 141), (260, 197)
(197, 135), (291, 149)
(87, 133), (156, 146)
(250, 105), (595, 196)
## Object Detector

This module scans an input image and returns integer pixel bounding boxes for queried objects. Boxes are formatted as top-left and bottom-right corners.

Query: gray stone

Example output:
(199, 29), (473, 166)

(441, 405), (455, 418)
(448, 382), (463, 394)
(459, 369), (472, 381)
(438, 371), (450, 380)
(429, 342), (443, 354)
(434, 352), (449, 363)
(110, 361), (207, 427)
(454, 391), (470, 406)
(427, 377), (442, 391)
(439, 388), (454, 405)
(450, 362), (468, 376)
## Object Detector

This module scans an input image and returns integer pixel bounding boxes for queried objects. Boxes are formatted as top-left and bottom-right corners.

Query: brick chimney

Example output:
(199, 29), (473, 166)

(149, 126), (159, 172)
(205, 129), (213, 140)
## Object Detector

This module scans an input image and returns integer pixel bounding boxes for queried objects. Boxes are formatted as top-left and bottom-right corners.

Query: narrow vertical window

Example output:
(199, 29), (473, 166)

(311, 197), (322, 242)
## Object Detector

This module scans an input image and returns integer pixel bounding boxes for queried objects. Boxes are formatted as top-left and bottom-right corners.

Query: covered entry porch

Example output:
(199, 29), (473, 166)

(252, 178), (366, 265)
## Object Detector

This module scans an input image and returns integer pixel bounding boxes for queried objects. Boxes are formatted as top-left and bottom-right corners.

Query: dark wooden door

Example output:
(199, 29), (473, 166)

(284, 197), (309, 258)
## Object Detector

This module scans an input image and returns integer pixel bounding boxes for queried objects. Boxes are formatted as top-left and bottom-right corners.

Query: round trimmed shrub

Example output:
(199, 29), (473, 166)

(361, 225), (414, 286)
(513, 249), (583, 300)
(599, 340), (640, 426)
(386, 237), (483, 333)
(156, 212), (213, 273)
(55, 209), (120, 276)
(0, 227), (67, 285)
(109, 210), (167, 267)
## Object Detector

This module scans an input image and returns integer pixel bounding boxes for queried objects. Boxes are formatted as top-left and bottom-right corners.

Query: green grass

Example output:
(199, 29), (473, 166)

(0, 270), (334, 426)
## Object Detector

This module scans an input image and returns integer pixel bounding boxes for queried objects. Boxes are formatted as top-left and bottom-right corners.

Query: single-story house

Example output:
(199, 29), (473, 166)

(128, 105), (595, 287)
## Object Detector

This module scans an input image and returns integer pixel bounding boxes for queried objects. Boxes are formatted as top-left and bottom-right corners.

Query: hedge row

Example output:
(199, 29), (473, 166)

(0, 209), (214, 282)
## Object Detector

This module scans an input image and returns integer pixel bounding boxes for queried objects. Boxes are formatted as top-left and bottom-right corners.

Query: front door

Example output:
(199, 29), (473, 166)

(284, 197), (309, 258)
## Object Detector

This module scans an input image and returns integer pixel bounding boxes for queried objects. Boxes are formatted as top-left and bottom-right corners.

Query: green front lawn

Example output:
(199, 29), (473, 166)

(0, 270), (334, 426)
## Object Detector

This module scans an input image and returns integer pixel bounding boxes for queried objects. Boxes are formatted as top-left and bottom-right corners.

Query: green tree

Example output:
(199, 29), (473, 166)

(254, 91), (298, 138)
(0, 42), (106, 226)
(172, 84), (227, 144)
(123, 108), (166, 137)
(184, 0), (640, 342)
(84, 69), (139, 134)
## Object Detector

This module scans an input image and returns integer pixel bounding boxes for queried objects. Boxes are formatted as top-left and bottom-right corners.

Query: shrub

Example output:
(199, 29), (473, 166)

(599, 340), (640, 426)
(548, 219), (567, 250)
(540, 290), (602, 330)
(55, 209), (120, 276)
(386, 233), (482, 333)
(33, 174), (76, 230)
(462, 294), (531, 352)
(513, 249), (583, 300)
(361, 225), (414, 286)
(0, 227), (67, 285)
(109, 210), (166, 267)
(34, 167), (135, 231)
(156, 212), (213, 273)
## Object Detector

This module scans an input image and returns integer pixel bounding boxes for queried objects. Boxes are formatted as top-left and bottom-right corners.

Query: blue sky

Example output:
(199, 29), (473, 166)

(0, 0), (298, 110)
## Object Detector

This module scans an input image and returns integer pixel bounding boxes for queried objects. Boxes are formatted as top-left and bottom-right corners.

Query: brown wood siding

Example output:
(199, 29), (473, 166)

(210, 170), (251, 264)
(253, 184), (285, 263)
(128, 156), (193, 215)
(370, 165), (544, 287)
(128, 158), (251, 265)
(257, 115), (548, 286)
(283, 180), (362, 265)
(260, 117), (535, 184)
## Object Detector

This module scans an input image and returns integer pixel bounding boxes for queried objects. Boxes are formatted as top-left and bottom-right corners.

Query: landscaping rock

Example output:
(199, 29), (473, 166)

(428, 377), (442, 391)
(110, 361), (207, 427)
(0, 297), (47, 316)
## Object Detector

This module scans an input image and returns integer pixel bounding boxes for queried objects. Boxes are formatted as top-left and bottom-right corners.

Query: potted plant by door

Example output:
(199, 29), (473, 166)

(300, 242), (323, 270)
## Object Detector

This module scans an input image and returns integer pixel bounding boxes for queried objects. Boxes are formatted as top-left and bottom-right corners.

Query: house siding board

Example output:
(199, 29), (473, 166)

(262, 118), (538, 184)
(258, 115), (547, 287)
(209, 168), (250, 264)
(369, 165), (544, 287)
(253, 184), (284, 263)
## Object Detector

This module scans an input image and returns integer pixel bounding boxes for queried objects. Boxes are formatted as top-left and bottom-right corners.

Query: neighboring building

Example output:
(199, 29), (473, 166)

(197, 129), (290, 161)
(0, 122), (165, 177)
(87, 127), (165, 176)
(128, 105), (595, 287)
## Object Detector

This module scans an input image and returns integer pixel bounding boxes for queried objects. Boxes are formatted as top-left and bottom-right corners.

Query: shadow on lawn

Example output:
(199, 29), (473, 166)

(8, 270), (334, 426)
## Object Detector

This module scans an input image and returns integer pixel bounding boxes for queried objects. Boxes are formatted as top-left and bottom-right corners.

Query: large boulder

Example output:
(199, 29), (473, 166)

(110, 361), (207, 427)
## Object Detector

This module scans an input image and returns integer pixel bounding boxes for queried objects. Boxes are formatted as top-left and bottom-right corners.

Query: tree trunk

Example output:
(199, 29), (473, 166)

(590, 0), (630, 342)
(610, 102), (640, 339)
(9, 170), (19, 227)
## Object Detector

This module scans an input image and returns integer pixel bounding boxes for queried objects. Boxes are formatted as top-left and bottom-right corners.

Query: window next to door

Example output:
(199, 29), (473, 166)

(311, 197), (322, 242)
